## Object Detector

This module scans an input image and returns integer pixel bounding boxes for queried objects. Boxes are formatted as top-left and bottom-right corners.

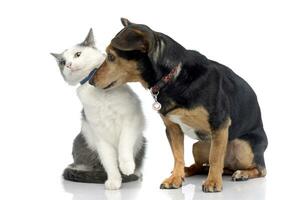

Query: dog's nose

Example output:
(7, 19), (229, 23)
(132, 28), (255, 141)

(89, 77), (95, 86)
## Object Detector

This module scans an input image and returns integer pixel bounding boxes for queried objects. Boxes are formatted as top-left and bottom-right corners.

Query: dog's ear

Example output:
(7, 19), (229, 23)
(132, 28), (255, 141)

(121, 18), (133, 27)
(111, 28), (148, 52)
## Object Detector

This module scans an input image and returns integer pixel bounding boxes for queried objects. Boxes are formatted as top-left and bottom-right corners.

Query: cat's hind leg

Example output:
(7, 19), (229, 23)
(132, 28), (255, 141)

(63, 133), (107, 183)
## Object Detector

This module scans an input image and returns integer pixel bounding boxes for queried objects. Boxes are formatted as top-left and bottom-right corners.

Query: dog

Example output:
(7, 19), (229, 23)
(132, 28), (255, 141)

(89, 18), (268, 192)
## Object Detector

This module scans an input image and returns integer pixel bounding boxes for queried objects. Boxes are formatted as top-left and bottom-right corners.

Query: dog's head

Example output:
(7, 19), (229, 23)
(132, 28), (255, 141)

(89, 18), (158, 90)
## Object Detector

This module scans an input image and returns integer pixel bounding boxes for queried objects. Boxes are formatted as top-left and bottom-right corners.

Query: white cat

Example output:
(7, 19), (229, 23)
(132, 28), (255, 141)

(51, 29), (146, 190)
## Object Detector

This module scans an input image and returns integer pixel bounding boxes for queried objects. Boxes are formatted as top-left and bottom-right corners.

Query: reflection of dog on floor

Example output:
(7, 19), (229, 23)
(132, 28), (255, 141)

(90, 18), (268, 192)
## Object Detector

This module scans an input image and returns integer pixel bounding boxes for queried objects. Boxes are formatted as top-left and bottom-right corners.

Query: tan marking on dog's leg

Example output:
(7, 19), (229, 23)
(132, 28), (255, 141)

(168, 107), (212, 134)
(185, 141), (210, 177)
(185, 164), (202, 177)
(223, 138), (267, 180)
(202, 119), (231, 193)
(160, 116), (185, 189)
(192, 141), (210, 165)
(225, 139), (255, 170)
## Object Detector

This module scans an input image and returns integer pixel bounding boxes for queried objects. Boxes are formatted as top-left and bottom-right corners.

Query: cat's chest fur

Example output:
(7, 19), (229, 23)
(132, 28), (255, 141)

(77, 83), (134, 146)
(77, 83), (118, 116)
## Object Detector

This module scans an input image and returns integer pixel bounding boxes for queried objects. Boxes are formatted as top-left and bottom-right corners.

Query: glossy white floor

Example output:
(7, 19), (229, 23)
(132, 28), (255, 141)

(2, 125), (298, 200)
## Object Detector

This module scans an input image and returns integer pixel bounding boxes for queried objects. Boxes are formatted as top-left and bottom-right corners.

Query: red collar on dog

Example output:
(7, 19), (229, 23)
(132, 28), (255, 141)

(150, 63), (181, 111)
(150, 63), (181, 94)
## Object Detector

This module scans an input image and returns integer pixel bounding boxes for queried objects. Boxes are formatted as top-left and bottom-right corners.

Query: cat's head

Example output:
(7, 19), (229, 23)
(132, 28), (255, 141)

(51, 28), (106, 85)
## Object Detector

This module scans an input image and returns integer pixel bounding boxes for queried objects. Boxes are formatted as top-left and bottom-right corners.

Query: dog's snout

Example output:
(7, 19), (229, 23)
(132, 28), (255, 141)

(88, 68), (99, 86)
(89, 77), (95, 86)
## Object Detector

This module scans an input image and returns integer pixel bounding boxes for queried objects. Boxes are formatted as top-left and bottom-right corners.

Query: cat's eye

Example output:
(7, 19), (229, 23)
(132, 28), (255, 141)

(74, 52), (81, 58)
(60, 60), (66, 66)
(107, 53), (115, 62)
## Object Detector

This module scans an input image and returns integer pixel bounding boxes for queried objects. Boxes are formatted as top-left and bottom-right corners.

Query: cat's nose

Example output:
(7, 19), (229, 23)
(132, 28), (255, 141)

(66, 63), (72, 68)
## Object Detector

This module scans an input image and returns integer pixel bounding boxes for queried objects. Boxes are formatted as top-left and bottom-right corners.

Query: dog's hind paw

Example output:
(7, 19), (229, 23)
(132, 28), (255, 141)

(232, 170), (249, 181)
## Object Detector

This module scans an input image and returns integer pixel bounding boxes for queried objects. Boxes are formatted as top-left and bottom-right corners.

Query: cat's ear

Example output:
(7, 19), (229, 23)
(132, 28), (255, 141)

(121, 18), (133, 27)
(80, 28), (95, 47)
(50, 52), (63, 61)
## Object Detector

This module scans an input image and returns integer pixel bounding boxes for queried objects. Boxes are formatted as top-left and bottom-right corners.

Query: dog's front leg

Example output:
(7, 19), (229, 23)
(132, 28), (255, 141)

(202, 119), (230, 192)
(160, 116), (185, 189)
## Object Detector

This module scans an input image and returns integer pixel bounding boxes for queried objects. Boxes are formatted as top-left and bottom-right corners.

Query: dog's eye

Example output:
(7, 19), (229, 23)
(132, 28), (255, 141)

(107, 53), (115, 62)
(74, 52), (81, 58)
(60, 60), (66, 66)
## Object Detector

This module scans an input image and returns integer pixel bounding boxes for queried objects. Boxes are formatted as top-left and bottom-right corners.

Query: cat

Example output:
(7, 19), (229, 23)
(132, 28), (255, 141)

(51, 29), (146, 190)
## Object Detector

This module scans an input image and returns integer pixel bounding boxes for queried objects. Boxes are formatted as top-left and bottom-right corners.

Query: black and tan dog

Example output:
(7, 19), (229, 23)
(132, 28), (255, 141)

(89, 18), (268, 192)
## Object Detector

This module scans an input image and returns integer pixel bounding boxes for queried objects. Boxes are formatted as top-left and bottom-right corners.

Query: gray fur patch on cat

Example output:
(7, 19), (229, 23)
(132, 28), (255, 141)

(50, 52), (66, 78)
(63, 133), (146, 183)
(81, 109), (87, 122)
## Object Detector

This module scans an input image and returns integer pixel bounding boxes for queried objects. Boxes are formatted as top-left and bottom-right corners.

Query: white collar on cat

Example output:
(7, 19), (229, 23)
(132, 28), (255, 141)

(80, 68), (98, 85)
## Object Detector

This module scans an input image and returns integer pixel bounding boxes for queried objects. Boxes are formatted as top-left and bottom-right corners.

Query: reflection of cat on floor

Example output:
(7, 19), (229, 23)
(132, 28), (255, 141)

(51, 29), (146, 190)
(62, 179), (142, 200)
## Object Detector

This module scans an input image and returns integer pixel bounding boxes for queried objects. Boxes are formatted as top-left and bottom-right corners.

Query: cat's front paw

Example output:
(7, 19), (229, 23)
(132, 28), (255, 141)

(105, 178), (122, 190)
(119, 159), (135, 176)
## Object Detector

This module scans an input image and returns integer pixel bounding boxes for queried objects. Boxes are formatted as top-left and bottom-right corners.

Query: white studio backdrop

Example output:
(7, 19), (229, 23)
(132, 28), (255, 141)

(0, 0), (299, 199)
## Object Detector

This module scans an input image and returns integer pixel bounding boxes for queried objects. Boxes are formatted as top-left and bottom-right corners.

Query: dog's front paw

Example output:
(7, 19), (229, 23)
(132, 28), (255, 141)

(160, 175), (184, 189)
(105, 178), (122, 190)
(202, 177), (223, 192)
(119, 159), (135, 176)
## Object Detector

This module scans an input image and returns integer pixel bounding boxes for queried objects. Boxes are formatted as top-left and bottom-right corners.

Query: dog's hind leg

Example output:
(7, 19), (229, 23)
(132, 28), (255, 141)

(225, 136), (267, 181)
(187, 134), (267, 182)
(185, 141), (210, 177)
(231, 155), (267, 181)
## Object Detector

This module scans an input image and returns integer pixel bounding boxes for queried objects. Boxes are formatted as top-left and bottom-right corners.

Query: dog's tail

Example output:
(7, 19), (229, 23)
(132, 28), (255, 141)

(63, 165), (139, 183)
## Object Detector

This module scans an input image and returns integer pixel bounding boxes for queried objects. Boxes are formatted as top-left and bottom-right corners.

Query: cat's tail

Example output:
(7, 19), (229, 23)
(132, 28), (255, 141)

(63, 165), (139, 183)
